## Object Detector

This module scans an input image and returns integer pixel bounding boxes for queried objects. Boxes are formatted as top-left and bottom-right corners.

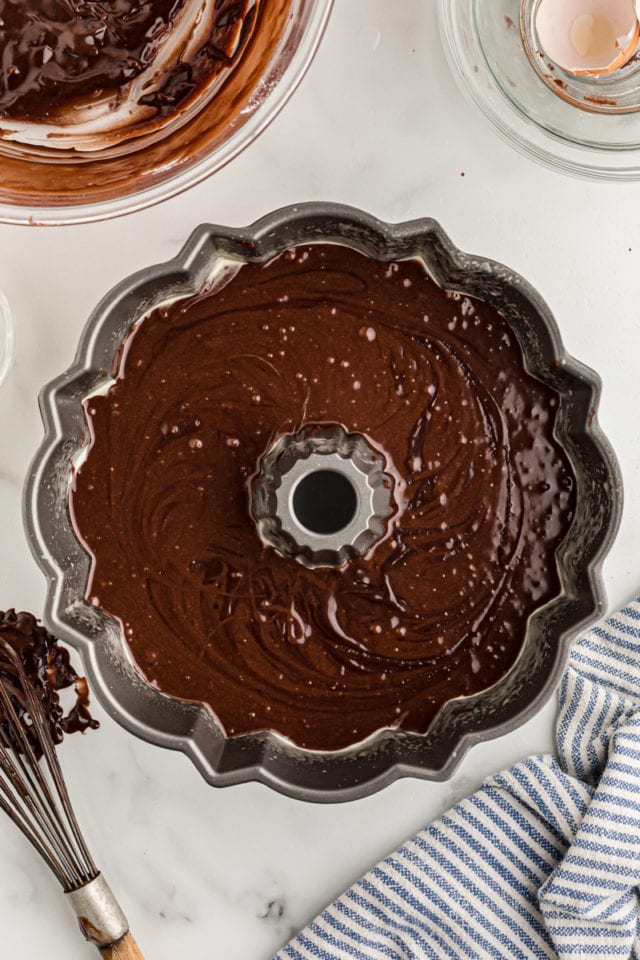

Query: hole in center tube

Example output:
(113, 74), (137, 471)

(292, 469), (358, 535)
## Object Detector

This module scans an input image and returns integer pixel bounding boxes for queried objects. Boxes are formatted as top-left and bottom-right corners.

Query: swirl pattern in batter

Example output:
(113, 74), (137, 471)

(70, 245), (576, 751)
(0, 0), (267, 145)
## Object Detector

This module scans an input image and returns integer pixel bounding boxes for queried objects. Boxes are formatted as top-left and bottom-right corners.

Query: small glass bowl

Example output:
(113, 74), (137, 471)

(521, 0), (640, 115)
(0, 290), (14, 389)
(439, 0), (640, 181)
(0, 0), (333, 226)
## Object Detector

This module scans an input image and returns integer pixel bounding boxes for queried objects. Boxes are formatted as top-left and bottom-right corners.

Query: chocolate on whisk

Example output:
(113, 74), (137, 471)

(0, 613), (138, 953)
(0, 609), (98, 756)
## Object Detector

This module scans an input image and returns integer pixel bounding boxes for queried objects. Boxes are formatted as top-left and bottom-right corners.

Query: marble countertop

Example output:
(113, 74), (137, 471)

(0, 2), (639, 957)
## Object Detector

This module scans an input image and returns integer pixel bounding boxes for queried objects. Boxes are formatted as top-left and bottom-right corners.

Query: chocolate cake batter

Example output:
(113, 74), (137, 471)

(71, 245), (576, 751)
(0, 609), (98, 755)
(0, 0), (293, 207)
(0, 0), (258, 123)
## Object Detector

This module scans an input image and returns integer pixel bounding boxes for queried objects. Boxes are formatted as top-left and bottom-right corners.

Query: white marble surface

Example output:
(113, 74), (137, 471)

(0, 2), (638, 957)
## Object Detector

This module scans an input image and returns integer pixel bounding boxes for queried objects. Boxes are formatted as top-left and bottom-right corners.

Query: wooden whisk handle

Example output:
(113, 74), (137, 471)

(67, 876), (143, 959)
(99, 932), (144, 959)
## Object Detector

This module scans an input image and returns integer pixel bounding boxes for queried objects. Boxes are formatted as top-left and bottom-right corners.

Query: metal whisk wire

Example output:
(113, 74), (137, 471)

(0, 636), (141, 957)
(0, 639), (97, 891)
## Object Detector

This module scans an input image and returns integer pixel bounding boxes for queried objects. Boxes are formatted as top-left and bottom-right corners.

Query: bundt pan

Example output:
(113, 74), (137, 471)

(24, 204), (621, 802)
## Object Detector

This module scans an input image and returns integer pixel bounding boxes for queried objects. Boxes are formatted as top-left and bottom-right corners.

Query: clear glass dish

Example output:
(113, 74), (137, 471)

(0, 0), (333, 226)
(0, 289), (14, 389)
(439, 0), (640, 181)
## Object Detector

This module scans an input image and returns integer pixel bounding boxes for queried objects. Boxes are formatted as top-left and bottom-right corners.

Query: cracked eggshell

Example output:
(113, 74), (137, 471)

(535, 0), (639, 76)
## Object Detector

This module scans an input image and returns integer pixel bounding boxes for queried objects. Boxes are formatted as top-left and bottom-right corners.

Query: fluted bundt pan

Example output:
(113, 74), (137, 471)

(24, 204), (622, 802)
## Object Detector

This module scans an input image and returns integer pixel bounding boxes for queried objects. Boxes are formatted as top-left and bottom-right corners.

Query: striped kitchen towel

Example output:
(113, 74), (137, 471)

(275, 600), (640, 960)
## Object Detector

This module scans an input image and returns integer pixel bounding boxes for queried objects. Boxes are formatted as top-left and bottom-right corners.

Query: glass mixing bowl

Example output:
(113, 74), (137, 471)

(0, 289), (14, 390)
(24, 204), (621, 801)
(0, 1), (332, 226)
(439, 0), (640, 181)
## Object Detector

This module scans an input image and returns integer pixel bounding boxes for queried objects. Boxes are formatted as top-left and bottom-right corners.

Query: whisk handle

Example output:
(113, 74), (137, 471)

(99, 932), (144, 959)
(67, 875), (143, 958)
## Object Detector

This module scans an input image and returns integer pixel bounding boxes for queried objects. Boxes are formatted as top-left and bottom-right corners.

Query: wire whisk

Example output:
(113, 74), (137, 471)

(0, 638), (142, 959)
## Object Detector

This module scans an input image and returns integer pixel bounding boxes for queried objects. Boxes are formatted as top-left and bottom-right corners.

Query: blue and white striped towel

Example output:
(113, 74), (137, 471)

(276, 600), (640, 960)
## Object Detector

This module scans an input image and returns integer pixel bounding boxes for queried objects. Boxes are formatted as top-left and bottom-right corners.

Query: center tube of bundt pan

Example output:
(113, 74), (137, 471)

(250, 423), (396, 569)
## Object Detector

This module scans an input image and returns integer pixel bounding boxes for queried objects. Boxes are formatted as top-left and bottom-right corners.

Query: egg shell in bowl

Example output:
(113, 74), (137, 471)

(535, 0), (639, 76)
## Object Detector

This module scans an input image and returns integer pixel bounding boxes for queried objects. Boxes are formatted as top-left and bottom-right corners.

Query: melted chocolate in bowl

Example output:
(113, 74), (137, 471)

(70, 245), (576, 752)
(0, 0), (256, 126)
(0, 0), (305, 210)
